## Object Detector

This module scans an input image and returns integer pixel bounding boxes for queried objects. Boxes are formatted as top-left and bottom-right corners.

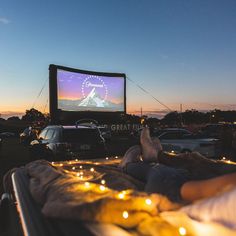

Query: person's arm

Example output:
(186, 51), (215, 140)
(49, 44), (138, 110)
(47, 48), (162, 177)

(180, 172), (236, 202)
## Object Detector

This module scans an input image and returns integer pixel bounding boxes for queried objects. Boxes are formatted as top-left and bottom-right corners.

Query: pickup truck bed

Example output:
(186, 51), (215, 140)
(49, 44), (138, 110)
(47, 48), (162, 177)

(1, 167), (131, 236)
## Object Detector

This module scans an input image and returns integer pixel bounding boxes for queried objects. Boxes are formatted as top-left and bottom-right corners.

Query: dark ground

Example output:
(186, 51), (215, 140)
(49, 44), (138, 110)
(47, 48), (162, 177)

(0, 136), (136, 195)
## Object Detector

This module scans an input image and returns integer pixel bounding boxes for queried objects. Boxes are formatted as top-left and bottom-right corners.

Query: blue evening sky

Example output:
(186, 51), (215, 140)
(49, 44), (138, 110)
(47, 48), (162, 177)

(0, 0), (236, 118)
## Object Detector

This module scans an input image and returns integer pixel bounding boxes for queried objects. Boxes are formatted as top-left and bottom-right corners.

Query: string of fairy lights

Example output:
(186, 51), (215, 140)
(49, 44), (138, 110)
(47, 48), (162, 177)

(52, 157), (153, 223)
(51, 156), (157, 225)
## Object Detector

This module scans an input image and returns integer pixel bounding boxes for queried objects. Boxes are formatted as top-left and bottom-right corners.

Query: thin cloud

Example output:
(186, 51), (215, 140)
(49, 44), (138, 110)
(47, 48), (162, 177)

(0, 17), (10, 24)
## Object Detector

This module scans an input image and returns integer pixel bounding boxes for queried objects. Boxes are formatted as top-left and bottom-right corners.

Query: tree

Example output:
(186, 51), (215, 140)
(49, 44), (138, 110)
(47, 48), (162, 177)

(182, 109), (206, 124)
(146, 117), (160, 128)
(7, 116), (21, 121)
(21, 108), (46, 122)
(125, 114), (141, 123)
(161, 111), (181, 126)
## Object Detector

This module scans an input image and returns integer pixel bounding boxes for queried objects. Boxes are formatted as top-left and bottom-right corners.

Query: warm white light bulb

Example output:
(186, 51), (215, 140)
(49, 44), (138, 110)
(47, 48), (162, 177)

(99, 185), (106, 191)
(84, 182), (90, 187)
(118, 193), (125, 199)
(106, 157), (109, 160)
(179, 227), (187, 236)
(72, 167), (75, 170)
(101, 179), (106, 185)
(122, 211), (129, 219)
(145, 199), (152, 205)
(80, 166), (83, 169)
(90, 168), (95, 172)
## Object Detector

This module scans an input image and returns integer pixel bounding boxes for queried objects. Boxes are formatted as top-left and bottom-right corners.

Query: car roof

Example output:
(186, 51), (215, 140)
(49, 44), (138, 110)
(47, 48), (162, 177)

(45, 125), (96, 129)
(162, 128), (190, 132)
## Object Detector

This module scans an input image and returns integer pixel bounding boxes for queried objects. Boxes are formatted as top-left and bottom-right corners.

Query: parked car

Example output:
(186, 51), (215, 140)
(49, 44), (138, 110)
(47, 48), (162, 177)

(0, 132), (15, 139)
(98, 126), (112, 141)
(200, 124), (224, 138)
(29, 124), (107, 160)
(130, 127), (164, 139)
(158, 129), (220, 158)
(130, 127), (190, 140)
(19, 127), (35, 145)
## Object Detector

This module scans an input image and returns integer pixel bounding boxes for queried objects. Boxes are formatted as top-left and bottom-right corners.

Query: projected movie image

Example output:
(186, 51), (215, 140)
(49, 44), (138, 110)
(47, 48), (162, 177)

(57, 70), (125, 112)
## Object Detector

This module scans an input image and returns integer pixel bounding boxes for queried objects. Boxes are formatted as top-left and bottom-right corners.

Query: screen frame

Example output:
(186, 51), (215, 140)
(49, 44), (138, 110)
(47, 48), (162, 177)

(49, 64), (126, 124)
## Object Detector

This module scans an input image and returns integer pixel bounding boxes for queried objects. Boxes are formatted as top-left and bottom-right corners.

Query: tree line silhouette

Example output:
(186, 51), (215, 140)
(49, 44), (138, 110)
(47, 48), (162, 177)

(1, 108), (236, 126)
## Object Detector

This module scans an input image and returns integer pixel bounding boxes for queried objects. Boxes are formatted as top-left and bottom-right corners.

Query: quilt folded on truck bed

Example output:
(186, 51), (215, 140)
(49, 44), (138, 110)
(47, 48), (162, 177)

(24, 158), (236, 236)
(25, 159), (180, 229)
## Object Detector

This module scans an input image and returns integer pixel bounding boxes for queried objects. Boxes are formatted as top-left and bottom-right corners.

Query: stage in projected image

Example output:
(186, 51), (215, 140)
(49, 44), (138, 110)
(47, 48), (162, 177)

(57, 69), (125, 112)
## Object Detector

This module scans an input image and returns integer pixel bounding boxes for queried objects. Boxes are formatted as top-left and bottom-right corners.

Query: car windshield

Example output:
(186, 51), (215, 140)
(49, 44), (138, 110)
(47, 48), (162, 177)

(62, 129), (100, 143)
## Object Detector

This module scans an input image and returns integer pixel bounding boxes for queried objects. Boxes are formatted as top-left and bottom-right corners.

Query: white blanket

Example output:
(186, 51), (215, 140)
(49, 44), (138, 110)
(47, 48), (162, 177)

(181, 187), (236, 230)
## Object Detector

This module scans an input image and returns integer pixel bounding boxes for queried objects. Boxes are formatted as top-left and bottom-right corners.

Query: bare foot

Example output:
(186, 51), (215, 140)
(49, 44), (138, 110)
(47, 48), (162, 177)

(152, 137), (163, 153)
(140, 127), (161, 162)
(118, 145), (142, 169)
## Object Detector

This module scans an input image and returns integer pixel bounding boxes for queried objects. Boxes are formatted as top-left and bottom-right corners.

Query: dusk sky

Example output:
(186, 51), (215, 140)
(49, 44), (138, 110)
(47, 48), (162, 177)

(1, 0), (236, 118)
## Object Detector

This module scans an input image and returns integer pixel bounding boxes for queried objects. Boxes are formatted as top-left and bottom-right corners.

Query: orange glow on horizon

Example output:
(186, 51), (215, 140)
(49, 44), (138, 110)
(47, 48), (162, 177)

(58, 96), (123, 105)
(1, 100), (235, 119)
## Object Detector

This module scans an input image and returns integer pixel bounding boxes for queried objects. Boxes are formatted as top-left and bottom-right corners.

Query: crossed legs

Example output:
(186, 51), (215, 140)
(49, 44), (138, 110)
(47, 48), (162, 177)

(120, 127), (236, 202)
